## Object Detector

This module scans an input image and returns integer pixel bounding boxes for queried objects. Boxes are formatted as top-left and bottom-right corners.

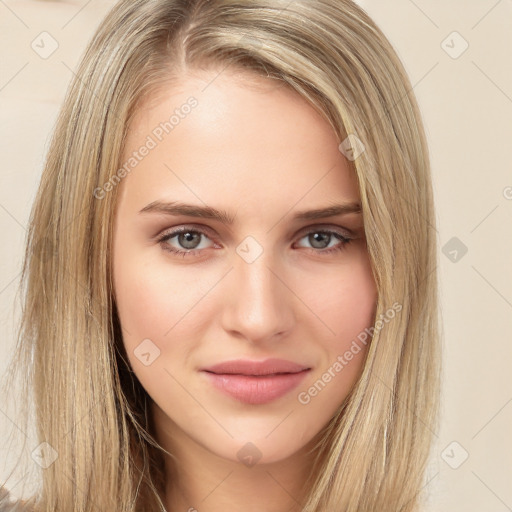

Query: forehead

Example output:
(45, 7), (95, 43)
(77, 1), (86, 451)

(117, 68), (360, 222)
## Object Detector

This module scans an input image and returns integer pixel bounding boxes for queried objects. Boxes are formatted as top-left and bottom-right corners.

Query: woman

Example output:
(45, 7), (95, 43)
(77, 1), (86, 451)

(1, 0), (441, 510)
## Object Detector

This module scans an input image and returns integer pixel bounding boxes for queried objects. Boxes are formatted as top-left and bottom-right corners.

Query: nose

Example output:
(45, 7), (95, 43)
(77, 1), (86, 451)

(220, 248), (295, 344)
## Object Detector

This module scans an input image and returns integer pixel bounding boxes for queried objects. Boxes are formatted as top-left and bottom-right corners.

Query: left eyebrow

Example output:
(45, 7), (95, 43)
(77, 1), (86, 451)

(138, 200), (362, 224)
(292, 203), (362, 220)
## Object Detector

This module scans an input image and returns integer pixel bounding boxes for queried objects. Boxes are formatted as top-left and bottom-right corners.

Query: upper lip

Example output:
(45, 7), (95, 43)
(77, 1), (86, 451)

(201, 358), (311, 376)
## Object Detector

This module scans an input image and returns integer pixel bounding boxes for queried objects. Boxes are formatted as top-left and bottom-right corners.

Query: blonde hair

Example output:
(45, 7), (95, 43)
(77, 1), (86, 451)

(1, 0), (441, 510)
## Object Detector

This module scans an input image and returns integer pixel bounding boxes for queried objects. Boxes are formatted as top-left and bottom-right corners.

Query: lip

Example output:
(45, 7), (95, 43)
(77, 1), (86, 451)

(201, 358), (310, 376)
(200, 358), (311, 405)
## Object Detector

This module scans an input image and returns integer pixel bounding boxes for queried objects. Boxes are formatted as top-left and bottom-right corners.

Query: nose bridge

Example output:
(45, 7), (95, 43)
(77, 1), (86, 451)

(237, 250), (278, 301)
(221, 242), (294, 341)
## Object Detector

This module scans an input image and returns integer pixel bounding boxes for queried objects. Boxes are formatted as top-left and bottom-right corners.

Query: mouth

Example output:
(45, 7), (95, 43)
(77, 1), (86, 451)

(201, 357), (311, 377)
(203, 370), (306, 376)
(200, 365), (311, 405)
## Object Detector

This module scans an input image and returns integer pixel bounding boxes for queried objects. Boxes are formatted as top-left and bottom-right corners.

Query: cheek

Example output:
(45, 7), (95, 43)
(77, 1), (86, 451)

(113, 254), (202, 401)
(295, 256), (376, 411)
(113, 234), (188, 328)
(112, 243), (180, 357)
(114, 257), (171, 336)
(301, 252), (377, 347)
(113, 249), (218, 359)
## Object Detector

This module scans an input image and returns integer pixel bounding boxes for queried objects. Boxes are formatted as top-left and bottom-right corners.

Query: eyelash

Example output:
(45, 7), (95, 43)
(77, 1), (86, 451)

(156, 225), (353, 258)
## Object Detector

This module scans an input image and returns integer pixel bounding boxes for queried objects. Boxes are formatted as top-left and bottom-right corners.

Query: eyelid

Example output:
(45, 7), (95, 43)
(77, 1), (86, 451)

(155, 223), (217, 241)
(294, 223), (355, 239)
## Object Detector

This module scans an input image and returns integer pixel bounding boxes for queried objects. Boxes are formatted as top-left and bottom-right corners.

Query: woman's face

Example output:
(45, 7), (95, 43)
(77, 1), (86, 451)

(112, 69), (377, 466)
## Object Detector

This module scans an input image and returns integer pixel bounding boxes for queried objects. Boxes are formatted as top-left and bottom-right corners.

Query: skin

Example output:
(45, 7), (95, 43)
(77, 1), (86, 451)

(112, 67), (377, 512)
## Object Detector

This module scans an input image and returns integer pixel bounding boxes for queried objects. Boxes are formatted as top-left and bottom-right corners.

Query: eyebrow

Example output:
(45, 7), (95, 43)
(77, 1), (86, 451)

(138, 200), (362, 224)
(139, 201), (361, 225)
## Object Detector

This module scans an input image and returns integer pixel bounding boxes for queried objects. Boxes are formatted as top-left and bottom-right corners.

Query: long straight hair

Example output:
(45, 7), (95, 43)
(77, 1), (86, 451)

(2, 1), (441, 510)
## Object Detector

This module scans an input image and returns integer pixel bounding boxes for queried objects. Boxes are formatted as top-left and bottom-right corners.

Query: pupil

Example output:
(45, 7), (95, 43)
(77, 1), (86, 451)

(310, 232), (330, 249)
(179, 232), (200, 249)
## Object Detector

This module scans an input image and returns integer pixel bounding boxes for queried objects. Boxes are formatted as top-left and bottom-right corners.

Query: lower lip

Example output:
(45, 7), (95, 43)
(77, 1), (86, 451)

(202, 370), (310, 405)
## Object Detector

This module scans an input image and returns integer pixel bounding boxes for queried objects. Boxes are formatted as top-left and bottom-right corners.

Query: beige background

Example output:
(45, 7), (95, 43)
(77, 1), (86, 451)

(1, 1), (511, 510)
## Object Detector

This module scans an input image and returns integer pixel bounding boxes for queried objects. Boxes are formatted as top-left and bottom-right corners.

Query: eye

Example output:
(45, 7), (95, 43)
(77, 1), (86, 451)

(156, 225), (354, 259)
(157, 227), (215, 257)
(294, 229), (353, 255)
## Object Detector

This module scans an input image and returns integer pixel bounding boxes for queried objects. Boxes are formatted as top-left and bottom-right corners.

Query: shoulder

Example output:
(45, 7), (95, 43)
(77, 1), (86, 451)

(0, 487), (34, 512)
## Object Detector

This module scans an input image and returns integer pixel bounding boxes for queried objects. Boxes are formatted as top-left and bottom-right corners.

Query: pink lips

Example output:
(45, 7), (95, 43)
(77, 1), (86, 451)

(200, 358), (311, 405)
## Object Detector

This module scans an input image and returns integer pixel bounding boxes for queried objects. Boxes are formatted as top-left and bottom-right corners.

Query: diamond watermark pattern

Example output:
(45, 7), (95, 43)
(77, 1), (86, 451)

(338, 133), (365, 161)
(134, 338), (161, 366)
(31, 32), (59, 59)
(236, 236), (263, 263)
(237, 442), (262, 467)
(31, 442), (58, 469)
(442, 236), (468, 263)
(441, 441), (469, 469)
(441, 31), (469, 59)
